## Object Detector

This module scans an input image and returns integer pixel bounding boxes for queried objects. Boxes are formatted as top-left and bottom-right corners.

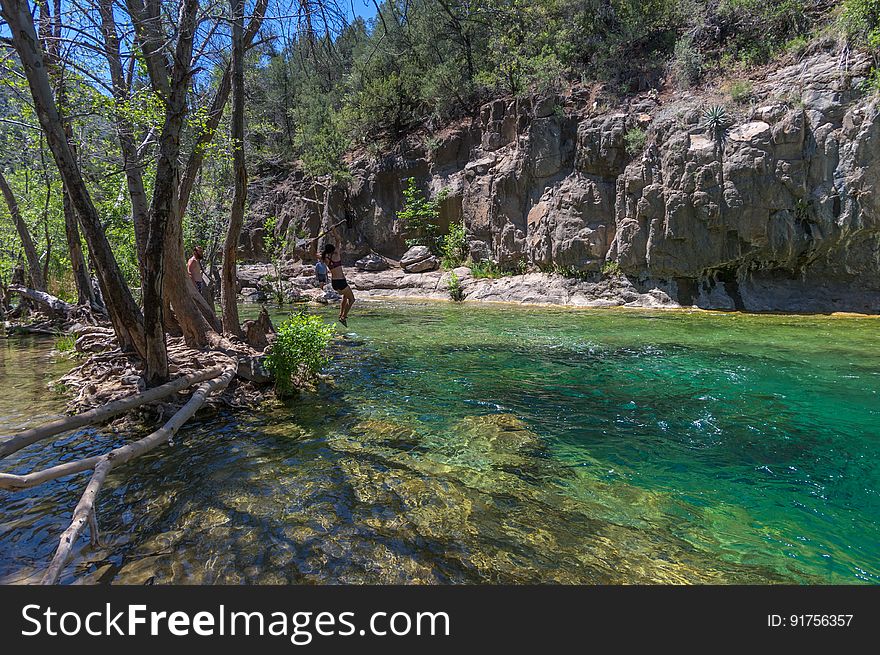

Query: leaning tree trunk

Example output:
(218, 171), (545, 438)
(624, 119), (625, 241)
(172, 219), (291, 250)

(221, 0), (246, 338)
(38, 0), (94, 307)
(1, 0), (145, 357)
(97, 0), (150, 275)
(62, 188), (96, 307)
(0, 169), (45, 291)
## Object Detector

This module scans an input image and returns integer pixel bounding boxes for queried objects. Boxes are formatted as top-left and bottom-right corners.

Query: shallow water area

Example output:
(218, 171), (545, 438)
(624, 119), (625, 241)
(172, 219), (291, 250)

(1, 302), (878, 584)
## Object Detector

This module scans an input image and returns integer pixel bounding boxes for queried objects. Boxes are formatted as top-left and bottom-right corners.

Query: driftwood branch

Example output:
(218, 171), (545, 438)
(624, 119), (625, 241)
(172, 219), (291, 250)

(0, 455), (103, 491)
(0, 366), (227, 459)
(41, 364), (237, 584)
(9, 284), (72, 318)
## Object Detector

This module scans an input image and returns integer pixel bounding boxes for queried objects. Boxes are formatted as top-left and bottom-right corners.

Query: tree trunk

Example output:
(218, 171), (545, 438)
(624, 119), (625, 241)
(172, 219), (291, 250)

(134, 0), (216, 365)
(1, 0), (145, 357)
(38, 0), (94, 307)
(138, 0), (200, 384)
(221, 0), (246, 338)
(177, 0), (269, 217)
(0, 169), (45, 291)
(98, 0), (150, 274)
(62, 189), (95, 307)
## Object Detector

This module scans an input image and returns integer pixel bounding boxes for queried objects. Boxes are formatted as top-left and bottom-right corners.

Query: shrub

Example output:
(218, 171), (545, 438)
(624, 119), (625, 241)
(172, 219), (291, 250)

(784, 34), (810, 56)
(447, 271), (464, 301)
(54, 334), (76, 353)
(441, 220), (468, 269)
(863, 67), (880, 94)
(469, 260), (506, 279)
(424, 135), (441, 152)
(671, 35), (703, 89)
(552, 264), (592, 281)
(728, 80), (753, 104)
(262, 216), (285, 306)
(265, 312), (334, 396)
(702, 105), (730, 140)
(840, 0), (880, 49)
(601, 261), (623, 277)
(397, 177), (445, 252)
(624, 127), (647, 157)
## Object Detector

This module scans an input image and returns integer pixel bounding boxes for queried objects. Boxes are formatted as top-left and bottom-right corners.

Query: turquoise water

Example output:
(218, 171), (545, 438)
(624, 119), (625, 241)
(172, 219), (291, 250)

(1, 302), (879, 583)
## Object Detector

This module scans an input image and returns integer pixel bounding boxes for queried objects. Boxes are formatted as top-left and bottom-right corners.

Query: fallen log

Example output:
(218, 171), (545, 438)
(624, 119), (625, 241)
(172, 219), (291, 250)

(0, 455), (103, 491)
(0, 366), (227, 459)
(9, 285), (73, 318)
(41, 364), (237, 584)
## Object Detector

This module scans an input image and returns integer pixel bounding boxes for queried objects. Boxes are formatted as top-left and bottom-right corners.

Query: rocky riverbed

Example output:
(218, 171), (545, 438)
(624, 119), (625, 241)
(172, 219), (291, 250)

(236, 254), (880, 312)
(237, 261), (683, 309)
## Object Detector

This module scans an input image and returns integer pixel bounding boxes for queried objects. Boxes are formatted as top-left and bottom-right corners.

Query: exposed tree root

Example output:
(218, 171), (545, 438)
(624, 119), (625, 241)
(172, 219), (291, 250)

(1, 297), (277, 583)
(0, 367), (229, 460)
(40, 365), (237, 584)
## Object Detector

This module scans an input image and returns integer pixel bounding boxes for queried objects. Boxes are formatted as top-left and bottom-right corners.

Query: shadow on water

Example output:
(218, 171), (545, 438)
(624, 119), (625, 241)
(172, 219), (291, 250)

(1, 303), (879, 584)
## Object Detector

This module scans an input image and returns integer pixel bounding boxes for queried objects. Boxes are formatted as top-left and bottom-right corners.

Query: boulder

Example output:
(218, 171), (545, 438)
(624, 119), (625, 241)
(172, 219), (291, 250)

(403, 256), (439, 273)
(355, 253), (390, 271)
(400, 245), (433, 267)
(240, 287), (266, 303)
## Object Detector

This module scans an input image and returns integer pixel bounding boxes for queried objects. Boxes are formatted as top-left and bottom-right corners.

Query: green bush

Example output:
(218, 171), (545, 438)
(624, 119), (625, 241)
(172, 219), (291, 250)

(671, 35), (703, 88)
(863, 67), (880, 94)
(840, 0), (880, 49)
(441, 220), (468, 268)
(447, 271), (464, 301)
(265, 312), (334, 396)
(54, 334), (76, 353)
(719, 0), (811, 65)
(551, 264), (593, 281)
(469, 260), (506, 279)
(624, 127), (647, 157)
(397, 177), (445, 252)
(601, 260), (623, 277)
(728, 80), (753, 104)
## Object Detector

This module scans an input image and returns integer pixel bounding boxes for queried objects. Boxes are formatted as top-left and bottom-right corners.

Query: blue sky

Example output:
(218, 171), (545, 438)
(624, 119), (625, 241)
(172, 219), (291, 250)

(344, 0), (379, 23)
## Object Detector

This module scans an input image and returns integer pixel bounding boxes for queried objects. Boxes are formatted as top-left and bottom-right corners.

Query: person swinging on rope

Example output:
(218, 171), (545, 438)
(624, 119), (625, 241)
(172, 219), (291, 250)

(321, 242), (355, 326)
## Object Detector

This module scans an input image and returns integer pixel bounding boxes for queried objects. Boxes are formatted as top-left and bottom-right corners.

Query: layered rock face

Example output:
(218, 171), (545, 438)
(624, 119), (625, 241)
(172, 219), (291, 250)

(248, 50), (880, 312)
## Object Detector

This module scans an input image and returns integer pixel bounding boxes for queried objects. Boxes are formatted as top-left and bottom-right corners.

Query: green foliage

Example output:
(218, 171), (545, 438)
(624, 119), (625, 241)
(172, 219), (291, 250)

(551, 264), (593, 281)
(702, 105), (730, 140)
(719, 0), (811, 65)
(397, 177), (446, 252)
(469, 260), (508, 278)
(863, 67), (880, 94)
(54, 334), (76, 353)
(235, 0), (831, 174)
(441, 220), (468, 268)
(263, 216), (285, 306)
(728, 80), (753, 104)
(784, 34), (810, 56)
(840, 0), (880, 49)
(264, 312), (334, 396)
(671, 35), (703, 88)
(624, 127), (647, 156)
(601, 260), (623, 277)
(447, 271), (464, 301)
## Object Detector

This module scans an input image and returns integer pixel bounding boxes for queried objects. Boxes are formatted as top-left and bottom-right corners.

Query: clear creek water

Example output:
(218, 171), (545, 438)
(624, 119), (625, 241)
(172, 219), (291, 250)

(1, 302), (878, 584)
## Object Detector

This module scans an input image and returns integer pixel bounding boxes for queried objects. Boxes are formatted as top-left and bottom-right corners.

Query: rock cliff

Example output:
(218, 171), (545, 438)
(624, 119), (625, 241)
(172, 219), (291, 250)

(246, 48), (880, 313)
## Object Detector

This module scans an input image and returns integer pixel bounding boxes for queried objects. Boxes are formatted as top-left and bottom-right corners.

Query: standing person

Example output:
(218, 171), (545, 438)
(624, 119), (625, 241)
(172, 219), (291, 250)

(314, 256), (329, 290)
(187, 245), (205, 293)
(321, 243), (355, 326)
